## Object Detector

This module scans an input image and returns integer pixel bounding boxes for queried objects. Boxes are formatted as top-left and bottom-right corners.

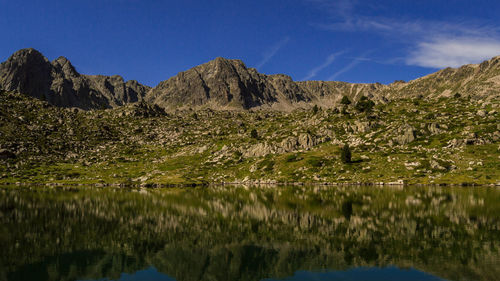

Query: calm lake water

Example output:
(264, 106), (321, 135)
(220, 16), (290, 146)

(0, 185), (498, 281)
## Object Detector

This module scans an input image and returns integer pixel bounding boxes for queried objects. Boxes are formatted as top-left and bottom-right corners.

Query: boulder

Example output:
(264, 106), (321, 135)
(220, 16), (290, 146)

(395, 125), (416, 145)
(298, 133), (318, 149)
(428, 123), (445, 135)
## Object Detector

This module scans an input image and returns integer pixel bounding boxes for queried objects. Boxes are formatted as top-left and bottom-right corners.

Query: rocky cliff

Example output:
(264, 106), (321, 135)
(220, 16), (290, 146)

(0, 48), (150, 109)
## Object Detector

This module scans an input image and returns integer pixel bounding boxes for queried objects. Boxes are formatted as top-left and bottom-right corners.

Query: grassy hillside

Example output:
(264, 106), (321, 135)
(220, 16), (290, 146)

(0, 90), (499, 185)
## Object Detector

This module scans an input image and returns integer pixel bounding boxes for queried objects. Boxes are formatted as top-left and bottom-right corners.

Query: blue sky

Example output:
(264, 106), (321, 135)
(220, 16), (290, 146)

(1, 0), (500, 87)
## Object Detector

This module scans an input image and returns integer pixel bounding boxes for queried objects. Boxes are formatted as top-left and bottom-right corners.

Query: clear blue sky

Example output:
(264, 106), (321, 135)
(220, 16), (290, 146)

(1, 0), (500, 87)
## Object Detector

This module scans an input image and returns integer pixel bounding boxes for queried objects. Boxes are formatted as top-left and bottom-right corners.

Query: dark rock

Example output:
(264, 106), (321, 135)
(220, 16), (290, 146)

(0, 48), (151, 110)
(0, 149), (16, 159)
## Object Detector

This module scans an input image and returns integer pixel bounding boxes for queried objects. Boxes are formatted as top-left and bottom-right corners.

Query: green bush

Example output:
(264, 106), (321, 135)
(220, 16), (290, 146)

(307, 157), (323, 167)
(312, 105), (319, 114)
(341, 96), (351, 105)
(340, 144), (352, 164)
(354, 96), (375, 112)
(250, 129), (258, 139)
(285, 154), (298, 162)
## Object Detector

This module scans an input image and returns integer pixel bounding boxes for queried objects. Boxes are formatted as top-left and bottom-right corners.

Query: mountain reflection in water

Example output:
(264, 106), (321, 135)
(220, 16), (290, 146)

(0, 185), (498, 281)
(82, 266), (446, 281)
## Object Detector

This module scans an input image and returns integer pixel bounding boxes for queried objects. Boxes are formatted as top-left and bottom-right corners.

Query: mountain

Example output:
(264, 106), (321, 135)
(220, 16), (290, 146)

(145, 57), (312, 111)
(1, 48), (500, 111)
(147, 55), (500, 111)
(145, 57), (387, 111)
(379, 56), (500, 100)
(0, 48), (150, 109)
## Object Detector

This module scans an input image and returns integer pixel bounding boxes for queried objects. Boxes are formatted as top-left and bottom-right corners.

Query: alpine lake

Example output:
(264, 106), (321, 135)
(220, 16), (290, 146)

(0, 184), (498, 281)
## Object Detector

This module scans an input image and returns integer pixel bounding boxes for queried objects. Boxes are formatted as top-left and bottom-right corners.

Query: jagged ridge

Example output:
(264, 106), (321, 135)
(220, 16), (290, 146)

(0, 48), (150, 110)
(1, 48), (500, 111)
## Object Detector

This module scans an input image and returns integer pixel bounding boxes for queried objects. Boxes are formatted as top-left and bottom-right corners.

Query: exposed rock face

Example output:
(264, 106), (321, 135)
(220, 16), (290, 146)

(243, 133), (321, 157)
(0, 48), (150, 109)
(146, 57), (311, 110)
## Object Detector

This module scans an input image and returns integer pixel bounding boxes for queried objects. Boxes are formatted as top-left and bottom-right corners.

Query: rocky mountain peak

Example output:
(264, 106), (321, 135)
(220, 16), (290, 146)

(52, 56), (79, 77)
(0, 48), (53, 100)
(146, 56), (287, 110)
(5, 48), (48, 65)
(0, 48), (150, 109)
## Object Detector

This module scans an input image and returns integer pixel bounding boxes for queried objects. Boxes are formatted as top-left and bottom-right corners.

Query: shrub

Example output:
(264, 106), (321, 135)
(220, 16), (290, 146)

(312, 104), (319, 114)
(285, 154), (298, 162)
(340, 144), (351, 164)
(250, 129), (258, 139)
(340, 96), (351, 105)
(233, 151), (243, 158)
(307, 157), (323, 167)
(354, 96), (375, 112)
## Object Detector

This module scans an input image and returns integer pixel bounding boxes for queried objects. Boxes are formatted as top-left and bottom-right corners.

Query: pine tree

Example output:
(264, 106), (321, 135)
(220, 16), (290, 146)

(340, 144), (351, 163)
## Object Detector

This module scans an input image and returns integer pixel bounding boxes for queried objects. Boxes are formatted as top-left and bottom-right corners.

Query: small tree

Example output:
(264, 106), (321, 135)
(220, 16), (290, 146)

(354, 96), (375, 112)
(340, 96), (351, 105)
(250, 129), (258, 139)
(340, 144), (351, 164)
(312, 104), (319, 114)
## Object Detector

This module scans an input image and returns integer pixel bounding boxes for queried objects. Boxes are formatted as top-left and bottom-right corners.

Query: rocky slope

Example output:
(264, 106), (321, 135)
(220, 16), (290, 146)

(380, 56), (500, 101)
(0, 89), (498, 185)
(0, 48), (150, 109)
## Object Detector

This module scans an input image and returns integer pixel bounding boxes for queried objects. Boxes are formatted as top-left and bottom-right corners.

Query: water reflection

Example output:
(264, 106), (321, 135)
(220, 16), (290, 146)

(83, 267), (445, 281)
(0, 185), (498, 281)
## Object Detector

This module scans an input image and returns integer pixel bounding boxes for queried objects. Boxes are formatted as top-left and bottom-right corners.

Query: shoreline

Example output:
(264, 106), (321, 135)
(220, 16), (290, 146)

(1, 181), (499, 188)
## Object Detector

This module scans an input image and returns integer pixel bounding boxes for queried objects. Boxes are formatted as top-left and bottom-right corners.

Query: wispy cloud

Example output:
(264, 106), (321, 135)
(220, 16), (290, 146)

(302, 50), (345, 80)
(406, 37), (500, 68)
(256, 37), (290, 69)
(309, 1), (500, 69)
(328, 51), (371, 81)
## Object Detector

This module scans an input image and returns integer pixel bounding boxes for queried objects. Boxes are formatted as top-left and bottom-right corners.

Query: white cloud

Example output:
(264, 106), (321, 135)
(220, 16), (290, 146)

(302, 50), (345, 80)
(256, 37), (290, 69)
(406, 38), (500, 68)
(309, 1), (500, 69)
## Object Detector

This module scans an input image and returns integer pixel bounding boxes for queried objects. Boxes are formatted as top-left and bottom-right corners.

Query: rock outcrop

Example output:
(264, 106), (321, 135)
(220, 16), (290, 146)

(395, 125), (416, 145)
(0, 48), (150, 109)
